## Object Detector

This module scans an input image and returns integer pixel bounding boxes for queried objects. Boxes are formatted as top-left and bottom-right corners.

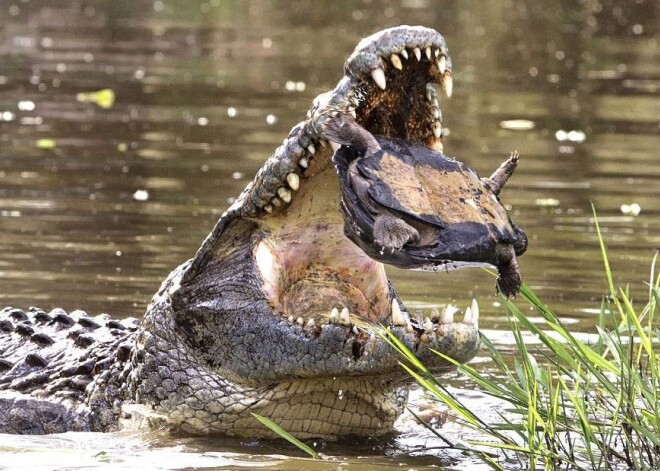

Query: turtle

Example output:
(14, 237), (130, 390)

(324, 113), (528, 297)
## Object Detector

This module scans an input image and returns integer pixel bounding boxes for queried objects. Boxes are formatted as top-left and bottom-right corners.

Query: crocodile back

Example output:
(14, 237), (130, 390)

(0, 307), (140, 433)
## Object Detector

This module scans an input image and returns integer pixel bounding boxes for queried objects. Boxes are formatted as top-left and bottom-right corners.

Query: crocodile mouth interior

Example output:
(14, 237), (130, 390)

(253, 29), (478, 335)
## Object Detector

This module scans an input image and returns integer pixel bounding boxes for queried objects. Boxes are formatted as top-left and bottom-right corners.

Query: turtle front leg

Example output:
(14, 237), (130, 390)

(373, 214), (420, 251)
(347, 160), (420, 251)
(495, 244), (522, 297)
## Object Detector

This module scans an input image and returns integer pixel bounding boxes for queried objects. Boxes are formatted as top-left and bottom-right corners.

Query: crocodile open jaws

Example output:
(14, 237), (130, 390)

(1, 26), (504, 439)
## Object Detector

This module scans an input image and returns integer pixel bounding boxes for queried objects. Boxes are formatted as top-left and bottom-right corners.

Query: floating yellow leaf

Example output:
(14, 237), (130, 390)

(36, 138), (57, 149)
(76, 88), (115, 109)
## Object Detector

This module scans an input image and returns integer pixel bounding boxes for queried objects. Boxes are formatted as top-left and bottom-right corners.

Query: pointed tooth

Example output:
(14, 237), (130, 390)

(277, 187), (292, 203)
(434, 48), (441, 57)
(425, 84), (436, 102)
(318, 139), (328, 148)
(437, 55), (447, 74)
(270, 197), (282, 208)
(414, 310), (424, 327)
(329, 140), (341, 152)
(296, 317), (304, 326)
(391, 299), (406, 326)
(339, 307), (351, 326)
(263, 204), (273, 214)
(348, 108), (357, 119)
(463, 307), (473, 325)
(400, 49), (408, 60)
(423, 317), (433, 333)
(287, 315), (294, 323)
(306, 318), (316, 328)
(413, 47), (422, 61)
(352, 326), (359, 335)
(429, 307), (441, 321)
(329, 308), (339, 324)
(286, 173), (300, 191)
(441, 73), (453, 98)
(371, 67), (387, 90)
(471, 299), (480, 330)
(441, 305), (458, 324)
(390, 53), (403, 70)
(307, 143), (316, 155)
(425, 47), (432, 60)
(298, 157), (308, 169)
(432, 107), (440, 119)
(432, 121), (442, 138)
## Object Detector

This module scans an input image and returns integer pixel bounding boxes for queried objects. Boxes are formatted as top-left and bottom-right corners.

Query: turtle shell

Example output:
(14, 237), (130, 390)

(333, 135), (524, 271)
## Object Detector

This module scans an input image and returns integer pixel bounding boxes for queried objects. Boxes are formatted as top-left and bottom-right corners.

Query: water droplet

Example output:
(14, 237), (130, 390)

(133, 189), (149, 201)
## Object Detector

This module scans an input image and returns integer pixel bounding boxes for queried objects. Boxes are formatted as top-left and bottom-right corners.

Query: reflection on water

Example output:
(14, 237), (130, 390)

(0, 0), (659, 468)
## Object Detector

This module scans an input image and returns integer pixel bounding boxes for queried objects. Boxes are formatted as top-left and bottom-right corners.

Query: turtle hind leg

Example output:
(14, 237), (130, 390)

(323, 113), (381, 155)
(373, 214), (420, 251)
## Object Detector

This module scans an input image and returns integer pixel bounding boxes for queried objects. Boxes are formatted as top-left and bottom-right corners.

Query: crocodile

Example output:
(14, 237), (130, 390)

(0, 26), (524, 439)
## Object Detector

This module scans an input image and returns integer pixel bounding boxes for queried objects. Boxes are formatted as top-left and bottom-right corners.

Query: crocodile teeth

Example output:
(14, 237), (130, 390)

(390, 53), (403, 70)
(296, 317), (304, 326)
(423, 316), (434, 333)
(425, 47), (432, 60)
(270, 197), (282, 208)
(263, 204), (273, 213)
(307, 143), (316, 155)
(429, 307), (441, 321)
(432, 121), (442, 138)
(288, 315), (294, 324)
(371, 67), (387, 90)
(471, 298), (480, 330)
(286, 173), (300, 191)
(463, 301), (480, 329)
(298, 157), (308, 169)
(463, 306), (473, 325)
(437, 55), (447, 74)
(441, 72), (453, 98)
(441, 305), (458, 324)
(425, 83), (436, 103)
(413, 47), (422, 61)
(339, 307), (351, 326)
(400, 49), (408, 60)
(434, 48), (441, 58)
(277, 187), (292, 203)
(348, 108), (357, 119)
(318, 139), (328, 148)
(329, 140), (341, 152)
(432, 107), (440, 119)
(391, 299), (406, 326)
(306, 318), (315, 328)
(329, 307), (339, 324)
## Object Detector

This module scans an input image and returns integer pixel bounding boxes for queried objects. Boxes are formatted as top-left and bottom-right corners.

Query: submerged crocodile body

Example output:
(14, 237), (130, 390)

(0, 26), (525, 439)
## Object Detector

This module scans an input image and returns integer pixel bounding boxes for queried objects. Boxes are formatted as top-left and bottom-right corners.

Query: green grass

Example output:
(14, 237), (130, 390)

(382, 210), (660, 470)
(255, 211), (660, 469)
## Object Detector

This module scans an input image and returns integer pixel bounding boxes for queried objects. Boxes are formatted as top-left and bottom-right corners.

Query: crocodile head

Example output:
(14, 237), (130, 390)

(132, 26), (494, 439)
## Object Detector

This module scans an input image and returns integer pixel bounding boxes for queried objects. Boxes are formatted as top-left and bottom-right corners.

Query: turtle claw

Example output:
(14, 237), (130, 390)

(373, 215), (420, 251)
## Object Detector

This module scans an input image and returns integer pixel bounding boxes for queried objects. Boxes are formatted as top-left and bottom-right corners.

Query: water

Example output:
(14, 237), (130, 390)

(1, 0), (659, 468)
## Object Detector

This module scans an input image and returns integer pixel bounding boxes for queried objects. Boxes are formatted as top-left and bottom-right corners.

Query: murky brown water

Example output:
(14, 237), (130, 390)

(1, 0), (659, 468)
